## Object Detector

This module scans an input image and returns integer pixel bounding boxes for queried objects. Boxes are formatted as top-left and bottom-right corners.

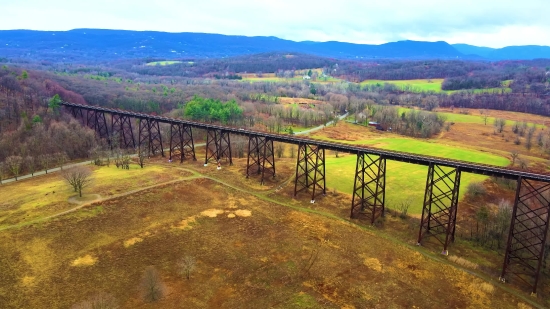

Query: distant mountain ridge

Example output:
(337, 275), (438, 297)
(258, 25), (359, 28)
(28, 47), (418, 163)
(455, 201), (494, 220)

(0, 29), (548, 62)
(452, 43), (550, 60)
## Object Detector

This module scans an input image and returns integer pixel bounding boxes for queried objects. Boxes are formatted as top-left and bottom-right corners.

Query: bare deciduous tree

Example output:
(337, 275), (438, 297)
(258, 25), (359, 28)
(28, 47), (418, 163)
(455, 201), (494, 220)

(62, 166), (93, 197)
(177, 256), (196, 280)
(55, 152), (69, 170)
(39, 154), (53, 174)
(140, 266), (166, 302)
(121, 154), (131, 170)
(0, 162), (5, 184)
(493, 118), (506, 133)
(480, 109), (490, 125)
(275, 143), (285, 158)
(5, 156), (23, 180)
(510, 151), (519, 166)
(25, 156), (36, 176)
(137, 147), (147, 168)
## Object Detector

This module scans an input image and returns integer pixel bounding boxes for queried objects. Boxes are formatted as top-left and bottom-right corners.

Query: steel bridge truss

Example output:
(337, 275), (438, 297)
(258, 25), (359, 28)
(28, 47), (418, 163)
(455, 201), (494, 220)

(204, 129), (232, 165)
(294, 143), (326, 203)
(351, 152), (386, 224)
(246, 135), (275, 184)
(417, 164), (461, 255)
(111, 114), (136, 149)
(169, 123), (196, 163)
(501, 177), (550, 295)
(67, 105), (84, 122)
(138, 118), (164, 157)
(84, 109), (110, 141)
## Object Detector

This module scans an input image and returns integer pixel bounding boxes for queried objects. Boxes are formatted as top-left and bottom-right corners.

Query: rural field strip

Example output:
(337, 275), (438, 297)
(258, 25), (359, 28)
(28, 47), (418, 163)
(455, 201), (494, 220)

(3, 164), (544, 308)
(0, 172), (202, 231)
(63, 102), (550, 182)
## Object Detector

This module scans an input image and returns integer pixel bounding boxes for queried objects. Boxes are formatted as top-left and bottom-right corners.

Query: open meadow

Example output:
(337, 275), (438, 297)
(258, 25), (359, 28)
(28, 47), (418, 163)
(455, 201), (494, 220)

(311, 125), (510, 214)
(360, 79), (512, 94)
(0, 156), (543, 308)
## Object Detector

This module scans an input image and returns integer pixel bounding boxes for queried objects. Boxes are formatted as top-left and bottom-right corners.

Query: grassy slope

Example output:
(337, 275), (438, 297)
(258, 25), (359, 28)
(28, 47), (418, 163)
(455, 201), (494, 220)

(0, 162), (538, 308)
(0, 165), (183, 229)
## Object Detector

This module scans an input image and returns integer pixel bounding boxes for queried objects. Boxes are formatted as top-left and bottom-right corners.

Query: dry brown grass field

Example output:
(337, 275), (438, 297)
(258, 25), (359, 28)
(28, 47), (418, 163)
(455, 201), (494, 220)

(0, 148), (547, 308)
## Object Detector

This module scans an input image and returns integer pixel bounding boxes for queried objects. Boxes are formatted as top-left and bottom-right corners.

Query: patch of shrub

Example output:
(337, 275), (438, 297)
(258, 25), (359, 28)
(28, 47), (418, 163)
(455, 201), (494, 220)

(467, 182), (486, 197)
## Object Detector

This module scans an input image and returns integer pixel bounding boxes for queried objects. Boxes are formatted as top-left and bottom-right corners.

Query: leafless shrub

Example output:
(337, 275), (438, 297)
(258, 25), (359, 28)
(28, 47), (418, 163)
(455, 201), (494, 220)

(140, 266), (166, 302)
(478, 282), (495, 294)
(177, 256), (196, 280)
(467, 182), (486, 197)
(448, 255), (479, 270)
(518, 158), (529, 170)
(71, 292), (118, 309)
(397, 199), (412, 219)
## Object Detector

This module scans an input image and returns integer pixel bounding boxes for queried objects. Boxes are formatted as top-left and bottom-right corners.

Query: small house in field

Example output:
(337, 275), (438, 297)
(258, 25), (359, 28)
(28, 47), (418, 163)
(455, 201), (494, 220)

(302, 75), (311, 80)
(368, 121), (385, 130)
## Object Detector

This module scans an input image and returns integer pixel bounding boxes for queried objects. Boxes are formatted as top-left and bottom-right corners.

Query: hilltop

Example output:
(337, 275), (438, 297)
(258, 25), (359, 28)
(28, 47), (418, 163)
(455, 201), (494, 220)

(1, 29), (549, 62)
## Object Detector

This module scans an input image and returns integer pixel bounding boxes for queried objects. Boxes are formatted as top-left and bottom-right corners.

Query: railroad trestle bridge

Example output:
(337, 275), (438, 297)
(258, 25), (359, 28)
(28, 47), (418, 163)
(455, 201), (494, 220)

(63, 102), (550, 295)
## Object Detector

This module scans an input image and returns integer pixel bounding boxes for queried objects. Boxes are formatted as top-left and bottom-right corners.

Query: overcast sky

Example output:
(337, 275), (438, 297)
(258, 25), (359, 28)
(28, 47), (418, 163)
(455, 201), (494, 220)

(1, 0), (549, 48)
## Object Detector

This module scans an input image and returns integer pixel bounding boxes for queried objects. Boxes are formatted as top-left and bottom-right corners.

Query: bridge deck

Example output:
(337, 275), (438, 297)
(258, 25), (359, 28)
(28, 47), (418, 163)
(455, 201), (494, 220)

(62, 102), (550, 182)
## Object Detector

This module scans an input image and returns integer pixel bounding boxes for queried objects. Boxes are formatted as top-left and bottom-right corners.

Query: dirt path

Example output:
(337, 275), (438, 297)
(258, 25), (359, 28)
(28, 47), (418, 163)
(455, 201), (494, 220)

(294, 112), (348, 135)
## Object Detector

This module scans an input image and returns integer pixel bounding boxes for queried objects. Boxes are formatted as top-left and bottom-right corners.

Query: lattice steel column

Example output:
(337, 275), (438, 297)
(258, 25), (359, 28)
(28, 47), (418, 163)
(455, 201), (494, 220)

(111, 114), (135, 149)
(417, 163), (461, 255)
(66, 105), (84, 123)
(351, 152), (386, 224)
(246, 135), (275, 184)
(204, 129), (232, 165)
(500, 177), (550, 295)
(169, 123), (196, 163)
(138, 118), (164, 157)
(85, 109), (109, 140)
(294, 143), (326, 203)
(86, 109), (96, 129)
(149, 119), (164, 156)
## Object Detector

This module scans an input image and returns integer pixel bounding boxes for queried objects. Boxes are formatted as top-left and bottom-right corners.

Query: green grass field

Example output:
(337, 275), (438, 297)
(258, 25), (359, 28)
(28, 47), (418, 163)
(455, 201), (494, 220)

(361, 79), (445, 92)
(396, 107), (545, 128)
(145, 61), (185, 66)
(322, 137), (510, 214)
(360, 79), (511, 94)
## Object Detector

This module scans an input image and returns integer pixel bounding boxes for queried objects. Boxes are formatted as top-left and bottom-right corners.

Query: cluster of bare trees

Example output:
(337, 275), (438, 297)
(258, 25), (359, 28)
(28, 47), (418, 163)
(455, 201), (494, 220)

(0, 152), (72, 183)
(0, 115), (99, 182)
(461, 199), (513, 250)
(354, 105), (447, 138)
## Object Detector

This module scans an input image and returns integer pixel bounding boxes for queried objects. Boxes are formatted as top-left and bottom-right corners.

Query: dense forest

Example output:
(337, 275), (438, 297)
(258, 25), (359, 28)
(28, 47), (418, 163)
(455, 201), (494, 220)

(1, 52), (550, 179)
